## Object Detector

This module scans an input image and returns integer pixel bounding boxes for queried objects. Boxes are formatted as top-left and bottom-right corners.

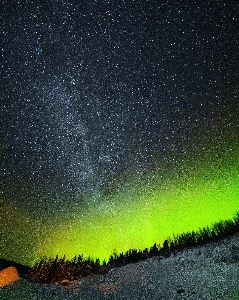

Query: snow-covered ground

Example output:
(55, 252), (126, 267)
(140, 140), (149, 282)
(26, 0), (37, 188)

(1, 233), (239, 300)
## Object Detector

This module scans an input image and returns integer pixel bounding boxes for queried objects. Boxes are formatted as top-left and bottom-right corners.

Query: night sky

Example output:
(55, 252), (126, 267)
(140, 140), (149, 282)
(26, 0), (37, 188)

(1, 0), (239, 265)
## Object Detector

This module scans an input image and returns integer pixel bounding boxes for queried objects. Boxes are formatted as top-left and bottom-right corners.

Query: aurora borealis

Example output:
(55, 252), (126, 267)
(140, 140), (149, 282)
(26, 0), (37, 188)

(1, 0), (239, 267)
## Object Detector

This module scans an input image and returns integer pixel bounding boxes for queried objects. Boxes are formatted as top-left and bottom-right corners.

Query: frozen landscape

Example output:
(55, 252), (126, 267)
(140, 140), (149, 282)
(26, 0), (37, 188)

(1, 233), (239, 300)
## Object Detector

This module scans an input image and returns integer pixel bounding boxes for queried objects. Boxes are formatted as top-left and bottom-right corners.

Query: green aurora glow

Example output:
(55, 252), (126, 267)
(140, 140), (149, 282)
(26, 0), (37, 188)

(1, 141), (238, 267)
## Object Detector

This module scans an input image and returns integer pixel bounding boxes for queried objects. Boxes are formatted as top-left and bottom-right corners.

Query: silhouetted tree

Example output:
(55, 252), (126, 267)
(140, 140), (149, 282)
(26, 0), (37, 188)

(149, 243), (159, 256)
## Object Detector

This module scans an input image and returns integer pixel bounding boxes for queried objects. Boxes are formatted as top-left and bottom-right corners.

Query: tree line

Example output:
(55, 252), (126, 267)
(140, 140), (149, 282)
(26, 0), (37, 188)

(29, 211), (239, 284)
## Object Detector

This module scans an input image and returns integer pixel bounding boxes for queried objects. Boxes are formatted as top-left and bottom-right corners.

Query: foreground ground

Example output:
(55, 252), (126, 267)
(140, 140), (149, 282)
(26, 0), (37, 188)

(0, 233), (239, 300)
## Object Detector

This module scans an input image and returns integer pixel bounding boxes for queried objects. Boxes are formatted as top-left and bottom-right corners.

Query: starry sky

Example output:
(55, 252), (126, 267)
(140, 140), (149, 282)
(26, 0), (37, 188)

(1, 0), (239, 265)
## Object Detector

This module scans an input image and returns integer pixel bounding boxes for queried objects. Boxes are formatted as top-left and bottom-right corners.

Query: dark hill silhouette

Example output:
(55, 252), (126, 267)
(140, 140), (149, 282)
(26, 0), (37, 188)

(0, 258), (30, 279)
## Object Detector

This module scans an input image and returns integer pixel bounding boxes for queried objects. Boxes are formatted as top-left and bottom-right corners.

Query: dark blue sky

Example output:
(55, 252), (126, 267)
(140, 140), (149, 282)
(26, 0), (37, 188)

(1, 0), (238, 209)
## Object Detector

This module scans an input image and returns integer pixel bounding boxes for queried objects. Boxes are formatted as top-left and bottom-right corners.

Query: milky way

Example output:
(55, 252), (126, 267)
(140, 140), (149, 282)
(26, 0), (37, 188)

(1, 0), (239, 265)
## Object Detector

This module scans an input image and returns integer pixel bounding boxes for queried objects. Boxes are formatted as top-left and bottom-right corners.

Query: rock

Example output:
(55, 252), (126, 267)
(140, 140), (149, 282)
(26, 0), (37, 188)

(0, 266), (20, 287)
(177, 288), (185, 294)
(61, 279), (70, 286)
